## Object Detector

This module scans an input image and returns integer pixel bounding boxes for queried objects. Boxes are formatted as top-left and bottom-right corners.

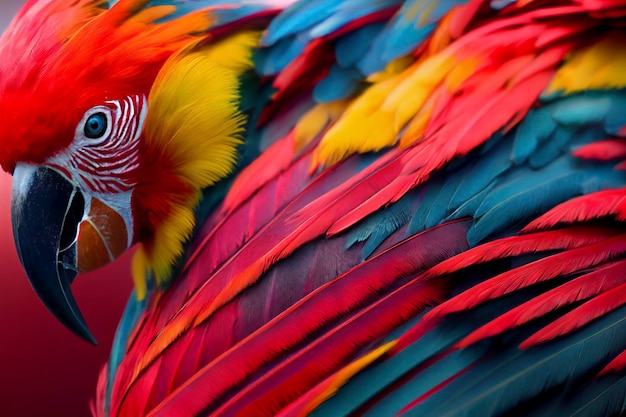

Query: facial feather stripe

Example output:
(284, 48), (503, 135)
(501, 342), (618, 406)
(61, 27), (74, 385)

(48, 95), (147, 194)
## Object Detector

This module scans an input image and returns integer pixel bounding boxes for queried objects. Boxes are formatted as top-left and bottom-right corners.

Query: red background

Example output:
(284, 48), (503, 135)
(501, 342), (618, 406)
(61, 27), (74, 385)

(1, 3), (134, 416)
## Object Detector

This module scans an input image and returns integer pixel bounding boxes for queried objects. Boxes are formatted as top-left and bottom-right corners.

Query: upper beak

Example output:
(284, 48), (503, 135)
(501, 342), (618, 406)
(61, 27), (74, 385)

(11, 164), (95, 343)
(11, 164), (132, 344)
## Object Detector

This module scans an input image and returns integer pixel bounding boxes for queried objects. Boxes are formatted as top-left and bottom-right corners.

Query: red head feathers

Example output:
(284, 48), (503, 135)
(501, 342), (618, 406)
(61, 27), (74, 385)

(0, 0), (212, 172)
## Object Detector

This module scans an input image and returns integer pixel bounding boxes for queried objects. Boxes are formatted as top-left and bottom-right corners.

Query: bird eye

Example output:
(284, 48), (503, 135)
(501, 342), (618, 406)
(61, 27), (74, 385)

(84, 112), (108, 139)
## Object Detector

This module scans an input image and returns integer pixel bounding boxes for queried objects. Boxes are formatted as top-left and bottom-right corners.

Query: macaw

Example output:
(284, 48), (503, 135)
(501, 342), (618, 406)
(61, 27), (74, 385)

(2, 0), (626, 415)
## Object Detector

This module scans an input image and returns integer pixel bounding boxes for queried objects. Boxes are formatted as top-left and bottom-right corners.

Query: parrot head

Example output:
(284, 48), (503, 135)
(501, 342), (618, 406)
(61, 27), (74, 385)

(0, 0), (258, 342)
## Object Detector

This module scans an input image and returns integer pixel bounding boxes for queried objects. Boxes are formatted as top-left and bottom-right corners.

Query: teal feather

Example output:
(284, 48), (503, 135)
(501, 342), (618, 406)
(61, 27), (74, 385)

(563, 375), (626, 417)
(357, 0), (464, 74)
(308, 315), (479, 417)
(604, 92), (626, 135)
(527, 127), (570, 169)
(447, 183), (496, 221)
(406, 305), (626, 417)
(449, 138), (513, 209)
(468, 153), (626, 245)
(364, 346), (489, 417)
(309, 293), (534, 417)
(254, 35), (310, 76)
(409, 175), (450, 233)
(550, 94), (613, 128)
(104, 288), (148, 414)
(527, 374), (626, 417)
(308, 0), (402, 38)
(345, 196), (414, 259)
(313, 65), (362, 102)
(512, 107), (556, 165)
(335, 23), (385, 69)
(263, 0), (337, 45)
(468, 164), (584, 245)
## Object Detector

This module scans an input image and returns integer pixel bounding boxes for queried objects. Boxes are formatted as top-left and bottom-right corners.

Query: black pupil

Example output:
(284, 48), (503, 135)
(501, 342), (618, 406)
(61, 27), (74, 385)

(84, 112), (107, 139)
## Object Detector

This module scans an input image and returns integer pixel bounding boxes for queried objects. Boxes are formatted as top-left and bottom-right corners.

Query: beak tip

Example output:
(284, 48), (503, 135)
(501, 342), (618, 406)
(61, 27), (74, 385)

(64, 306), (97, 345)
(81, 328), (98, 346)
(41, 277), (98, 345)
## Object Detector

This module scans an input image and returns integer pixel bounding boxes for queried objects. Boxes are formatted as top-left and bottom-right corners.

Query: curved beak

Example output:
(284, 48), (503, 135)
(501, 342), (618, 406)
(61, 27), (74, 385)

(11, 164), (132, 344)
(11, 164), (95, 343)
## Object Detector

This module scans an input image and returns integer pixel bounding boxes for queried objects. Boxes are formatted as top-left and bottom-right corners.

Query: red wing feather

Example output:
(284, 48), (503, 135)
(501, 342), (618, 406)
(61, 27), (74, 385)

(521, 281), (626, 349)
(599, 348), (626, 376)
(425, 234), (626, 320)
(523, 188), (626, 232)
(142, 220), (469, 416)
(457, 260), (626, 348)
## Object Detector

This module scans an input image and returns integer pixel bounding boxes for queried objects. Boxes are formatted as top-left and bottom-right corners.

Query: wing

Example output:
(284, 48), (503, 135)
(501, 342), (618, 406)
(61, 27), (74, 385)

(96, 1), (626, 416)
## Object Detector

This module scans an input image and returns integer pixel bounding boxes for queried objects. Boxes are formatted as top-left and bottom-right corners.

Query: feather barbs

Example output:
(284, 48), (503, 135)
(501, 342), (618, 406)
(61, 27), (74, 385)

(308, 7), (577, 177)
(132, 31), (261, 291)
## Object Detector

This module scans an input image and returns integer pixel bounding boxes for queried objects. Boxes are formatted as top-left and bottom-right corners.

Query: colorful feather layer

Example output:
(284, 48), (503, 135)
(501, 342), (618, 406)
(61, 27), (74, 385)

(77, 0), (626, 416)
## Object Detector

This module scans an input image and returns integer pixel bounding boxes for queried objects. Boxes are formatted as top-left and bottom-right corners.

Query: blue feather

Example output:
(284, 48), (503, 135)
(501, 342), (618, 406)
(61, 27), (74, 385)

(364, 346), (489, 416)
(254, 34), (311, 76)
(309, 0), (402, 38)
(490, 0), (516, 10)
(449, 138), (513, 209)
(406, 305), (626, 417)
(313, 65), (362, 102)
(309, 314), (480, 417)
(468, 160), (582, 244)
(335, 23), (386, 69)
(345, 196), (414, 259)
(512, 107), (556, 165)
(527, 127), (570, 169)
(604, 92), (626, 135)
(550, 94), (612, 128)
(104, 288), (148, 414)
(357, 0), (464, 74)
(263, 0), (338, 45)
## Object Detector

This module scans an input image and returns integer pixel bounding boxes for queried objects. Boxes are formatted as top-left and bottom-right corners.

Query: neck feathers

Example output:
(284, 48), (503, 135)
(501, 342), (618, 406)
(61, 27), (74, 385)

(132, 31), (261, 297)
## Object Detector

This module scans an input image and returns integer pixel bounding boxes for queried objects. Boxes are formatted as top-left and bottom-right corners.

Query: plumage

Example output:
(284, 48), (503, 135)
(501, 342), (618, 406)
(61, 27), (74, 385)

(407, 305), (626, 417)
(521, 282), (626, 349)
(460, 260), (626, 347)
(3, 0), (626, 416)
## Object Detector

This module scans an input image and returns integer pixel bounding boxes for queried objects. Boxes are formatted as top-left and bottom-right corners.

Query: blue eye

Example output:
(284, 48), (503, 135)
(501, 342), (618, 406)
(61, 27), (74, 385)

(84, 112), (108, 139)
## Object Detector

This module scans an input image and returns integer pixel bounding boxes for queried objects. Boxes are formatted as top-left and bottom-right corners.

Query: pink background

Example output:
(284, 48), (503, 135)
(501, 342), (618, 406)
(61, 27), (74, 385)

(1, 2), (134, 416)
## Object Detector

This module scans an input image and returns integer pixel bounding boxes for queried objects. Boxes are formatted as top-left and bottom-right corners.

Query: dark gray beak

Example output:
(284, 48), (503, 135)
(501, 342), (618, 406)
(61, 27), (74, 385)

(11, 164), (96, 344)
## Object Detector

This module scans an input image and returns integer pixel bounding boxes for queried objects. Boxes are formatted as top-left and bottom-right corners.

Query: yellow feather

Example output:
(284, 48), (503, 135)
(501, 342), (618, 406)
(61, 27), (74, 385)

(135, 31), (260, 289)
(313, 52), (458, 168)
(445, 56), (478, 90)
(545, 33), (626, 96)
(399, 97), (434, 148)
(132, 246), (148, 300)
(367, 55), (414, 83)
(294, 100), (349, 152)
(301, 341), (397, 416)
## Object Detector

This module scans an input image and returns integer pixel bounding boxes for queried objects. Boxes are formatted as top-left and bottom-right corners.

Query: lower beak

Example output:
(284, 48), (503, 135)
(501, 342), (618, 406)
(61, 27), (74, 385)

(11, 164), (131, 344)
